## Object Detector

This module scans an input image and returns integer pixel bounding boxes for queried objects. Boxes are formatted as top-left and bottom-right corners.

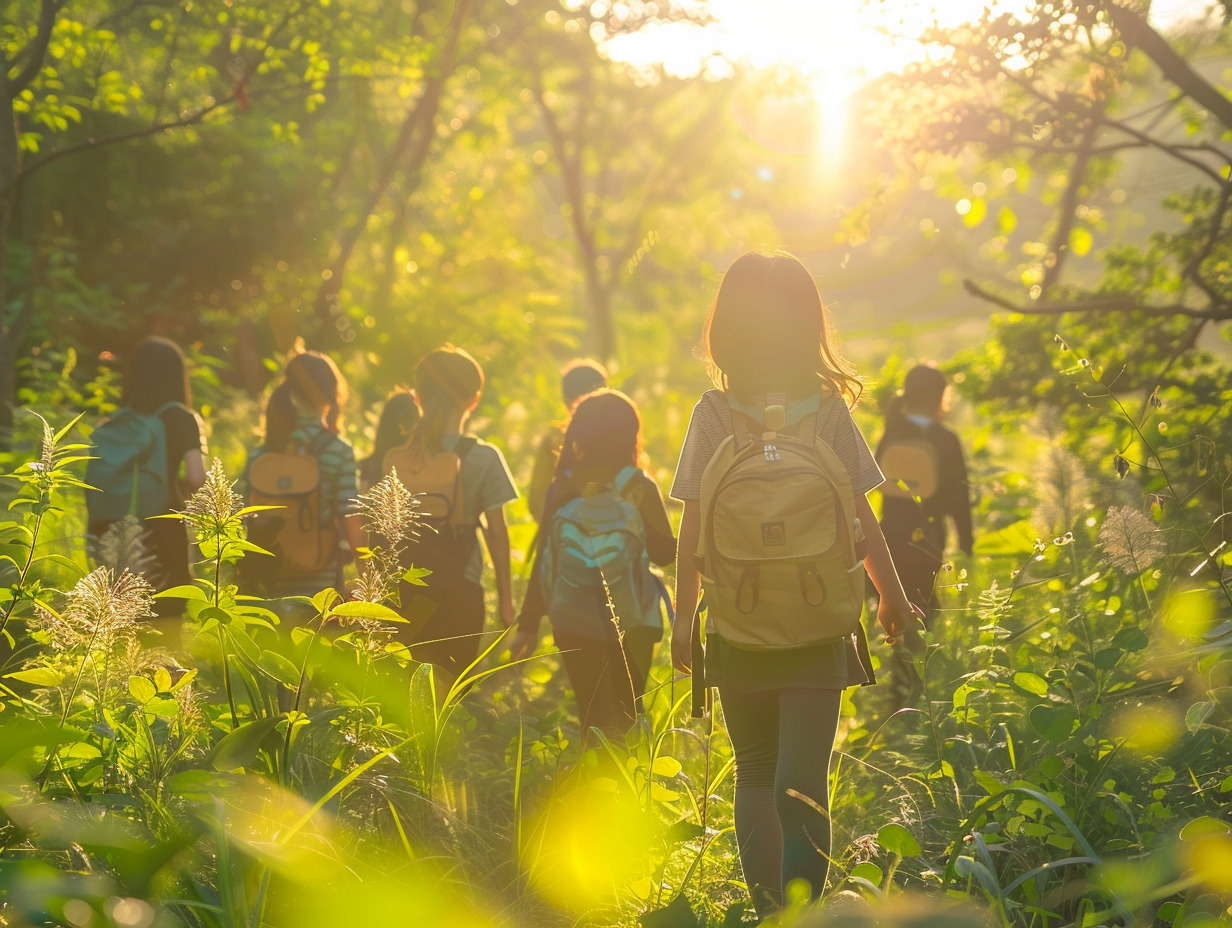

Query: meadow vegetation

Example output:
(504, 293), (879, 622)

(4, 0), (1232, 926)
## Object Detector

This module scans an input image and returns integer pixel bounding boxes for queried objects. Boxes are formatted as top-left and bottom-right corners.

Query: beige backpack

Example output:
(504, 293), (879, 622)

(696, 394), (866, 650)
(246, 431), (339, 576)
(877, 437), (939, 501)
(382, 437), (479, 588)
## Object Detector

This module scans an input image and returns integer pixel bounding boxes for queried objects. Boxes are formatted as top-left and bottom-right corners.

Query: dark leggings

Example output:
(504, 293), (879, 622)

(718, 686), (843, 918)
(555, 625), (659, 739)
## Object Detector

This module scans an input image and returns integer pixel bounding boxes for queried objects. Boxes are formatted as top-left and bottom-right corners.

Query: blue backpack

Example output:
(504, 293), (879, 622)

(85, 403), (181, 523)
(541, 467), (661, 636)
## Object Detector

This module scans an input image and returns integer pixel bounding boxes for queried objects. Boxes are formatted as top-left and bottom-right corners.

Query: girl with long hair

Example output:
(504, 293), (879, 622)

(670, 251), (922, 918)
(89, 336), (207, 638)
(246, 349), (365, 600)
(384, 346), (519, 684)
(513, 389), (676, 737)
(358, 389), (420, 493)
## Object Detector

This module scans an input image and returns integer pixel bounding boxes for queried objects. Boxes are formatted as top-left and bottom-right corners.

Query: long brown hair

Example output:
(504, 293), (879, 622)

(406, 345), (484, 457)
(122, 336), (192, 413)
(263, 350), (349, 451)
(555, 389), (643, 484)
(704, 250), (862, 406)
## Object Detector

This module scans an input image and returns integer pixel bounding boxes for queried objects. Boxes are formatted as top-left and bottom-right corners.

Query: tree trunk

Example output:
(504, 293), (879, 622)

(583, 263), (615, 363)
(310, 0), (472, 342)
(0, 70), (21, 448)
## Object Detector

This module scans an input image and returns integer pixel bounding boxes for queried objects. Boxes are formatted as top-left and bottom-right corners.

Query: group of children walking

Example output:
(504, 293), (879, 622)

(88, 250), (973, 920)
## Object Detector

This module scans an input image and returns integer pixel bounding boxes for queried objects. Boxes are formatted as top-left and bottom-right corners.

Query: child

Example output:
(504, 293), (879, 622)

(244, 350), (365, 604)
(384, 346), (519, 683)
(88, 336), (207, 637)
(876, 364), (974, 611)
(526, 359), (608, 523)
(876, 365), (974, 709)
(513, 389), (676, 738)
(669, 251), (922, 918)
(358, 389), (420, 493)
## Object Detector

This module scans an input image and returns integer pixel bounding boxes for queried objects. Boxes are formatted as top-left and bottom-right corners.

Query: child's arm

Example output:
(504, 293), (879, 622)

(481, 506), (516, 628)
(855, 494), (924, 639)
(638, 477), (677, 566)
(343, 513), (367, 561)
(671, 499), (701, 673)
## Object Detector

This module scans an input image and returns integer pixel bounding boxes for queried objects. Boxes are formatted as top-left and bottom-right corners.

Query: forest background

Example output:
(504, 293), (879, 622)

(3, 0), (1232, 927)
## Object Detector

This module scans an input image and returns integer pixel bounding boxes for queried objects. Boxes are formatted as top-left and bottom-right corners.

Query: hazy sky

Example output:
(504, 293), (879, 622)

(605, 0), (1221, 80)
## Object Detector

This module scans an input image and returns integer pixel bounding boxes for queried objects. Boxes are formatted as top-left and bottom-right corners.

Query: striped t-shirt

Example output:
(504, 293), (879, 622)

(670, 389), (883, 501)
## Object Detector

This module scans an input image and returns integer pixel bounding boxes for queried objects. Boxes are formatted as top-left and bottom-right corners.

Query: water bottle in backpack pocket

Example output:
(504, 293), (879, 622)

(86, 403), (184, 523)
(542, 467), (660, 638)
(696, 395), (867, 650)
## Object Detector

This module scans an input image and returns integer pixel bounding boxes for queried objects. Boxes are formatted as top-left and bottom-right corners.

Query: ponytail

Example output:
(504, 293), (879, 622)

(407, 390), (455, 458)
(406, 346), (484, 459)
(263, 382), (298, 452)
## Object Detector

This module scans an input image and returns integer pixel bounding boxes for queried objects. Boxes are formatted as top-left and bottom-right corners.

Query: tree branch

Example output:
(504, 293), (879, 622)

(1100, 117), (1230, 186)
(1041, 121), (1097, 295)
(9, 0), (59, 95)
(1110, 3), (1232, 135)
(962, 278), (1232, 321)
(312, 0), (474, 332)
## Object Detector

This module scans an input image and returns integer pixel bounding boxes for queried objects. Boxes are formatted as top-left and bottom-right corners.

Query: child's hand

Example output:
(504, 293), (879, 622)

(671, 620), (692, 675)
(499, 598), (517, 628)
(879, 598), (925, 645)
(509, 627), (537, 661)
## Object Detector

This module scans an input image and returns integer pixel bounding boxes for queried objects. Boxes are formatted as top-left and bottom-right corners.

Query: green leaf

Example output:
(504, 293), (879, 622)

(402, 566), (432, 586)
(257, 650), (302, 688)
(1039, 756), (1065, 778)
(876, 822), (921, 857)
(311, 589), (341, 615)
(1179, 816), (1230, 841)
(6, 666), (65, 687)
(1093, 648), (1123, 670)
(128, 676), (156, 703)
(1012, 672), (1049, 696)
(146, 696), (180, 718)
(973, 520), (1038, 557)
(1185, 701), (1214, 733)
(154, 584), (209, 602)
(849, 861), (883, 886)
(236, 505), (284, 516)
(211, 717), (283, 771)
(197, 606), (233, 626)
(331, 600), (408, 623)
(1030, 704), (1076, 744)
(1112, 626), (1149, 652)
(665, 820), (704, 844)
(651, 756), (683, 778)
(153, 666), (173, 693)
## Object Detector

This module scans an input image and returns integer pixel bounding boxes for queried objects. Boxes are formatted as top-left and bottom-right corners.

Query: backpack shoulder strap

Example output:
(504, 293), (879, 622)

(153, 401), (189, 418)
(307, 429), (336, 457)
(613, 465), (641, 496)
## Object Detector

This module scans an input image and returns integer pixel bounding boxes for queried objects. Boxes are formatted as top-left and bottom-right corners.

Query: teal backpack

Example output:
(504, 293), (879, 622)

(86, 403), (181, 523)
(542, 466), (660, 637)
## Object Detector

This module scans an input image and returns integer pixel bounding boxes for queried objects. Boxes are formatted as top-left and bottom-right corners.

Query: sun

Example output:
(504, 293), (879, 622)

(603, 0), (998, 164)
